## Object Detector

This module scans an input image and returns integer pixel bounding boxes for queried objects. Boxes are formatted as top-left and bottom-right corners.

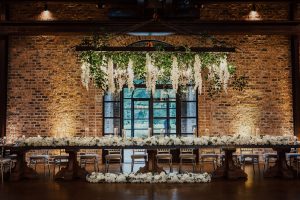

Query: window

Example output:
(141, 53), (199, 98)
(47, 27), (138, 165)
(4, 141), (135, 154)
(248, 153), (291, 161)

(103, 85), (197, 137)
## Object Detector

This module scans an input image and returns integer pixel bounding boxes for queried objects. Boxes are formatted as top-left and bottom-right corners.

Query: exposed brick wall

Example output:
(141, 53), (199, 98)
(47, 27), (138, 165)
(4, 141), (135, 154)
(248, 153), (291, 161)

(5, 3), (295, 137)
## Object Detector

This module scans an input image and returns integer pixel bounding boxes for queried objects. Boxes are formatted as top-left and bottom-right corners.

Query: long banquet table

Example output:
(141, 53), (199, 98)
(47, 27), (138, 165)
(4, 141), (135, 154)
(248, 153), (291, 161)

(3, 144), (300, 181)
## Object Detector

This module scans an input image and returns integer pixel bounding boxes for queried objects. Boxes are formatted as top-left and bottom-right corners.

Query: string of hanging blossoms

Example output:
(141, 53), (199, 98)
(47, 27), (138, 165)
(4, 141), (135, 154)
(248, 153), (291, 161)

(80, 50), (246, 96)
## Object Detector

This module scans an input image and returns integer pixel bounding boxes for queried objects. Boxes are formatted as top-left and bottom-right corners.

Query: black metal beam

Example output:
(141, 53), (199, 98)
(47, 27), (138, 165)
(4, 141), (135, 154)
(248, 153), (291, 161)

(0, 20), (299, 35)
(75, 46), (235, 52)
(4, 0), (298, 3)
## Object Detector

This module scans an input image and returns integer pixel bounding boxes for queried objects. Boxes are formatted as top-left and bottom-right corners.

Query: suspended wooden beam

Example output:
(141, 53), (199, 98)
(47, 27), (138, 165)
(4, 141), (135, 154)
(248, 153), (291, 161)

(75, 46), (235, 52)
(0, 20), (299, 36)
(4, 0), (299, 3)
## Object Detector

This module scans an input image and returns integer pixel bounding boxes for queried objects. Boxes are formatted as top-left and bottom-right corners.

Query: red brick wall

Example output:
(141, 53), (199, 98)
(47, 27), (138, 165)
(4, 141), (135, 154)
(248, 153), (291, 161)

(5, 3), (295, 137)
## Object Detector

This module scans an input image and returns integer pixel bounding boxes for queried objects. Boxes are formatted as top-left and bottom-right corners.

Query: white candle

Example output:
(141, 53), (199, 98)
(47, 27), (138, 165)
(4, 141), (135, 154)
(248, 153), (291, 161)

(122, 129), (126, 139)
(22, 135), (25, 139)
(114, 128), (118, 137)
(37, 135), (41, 138)
(255, 128), (260, 137)
(148, 128), (152, 137)
(193, 128), (197, 137)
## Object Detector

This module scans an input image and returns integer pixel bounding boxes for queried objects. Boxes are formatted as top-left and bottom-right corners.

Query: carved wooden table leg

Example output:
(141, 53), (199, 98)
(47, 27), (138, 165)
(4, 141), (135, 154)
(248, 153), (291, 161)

(137, 149), (165, 174)
(10, 150), (39, 181)
(264, 147), (296, 179)
(212, 147), (247, 180)
(55, 149), (88, 181)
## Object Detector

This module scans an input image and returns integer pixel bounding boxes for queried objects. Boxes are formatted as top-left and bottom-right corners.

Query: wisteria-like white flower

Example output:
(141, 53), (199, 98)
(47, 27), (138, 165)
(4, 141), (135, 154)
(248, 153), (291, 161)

(219, 56), (230, 93)
(145, 54), (159, 94)
(114, 68), (127, 93)
(171, 56), (180, 92)
(107, 58), (115, 93)
(193, 55), (203, 94)
(81, 62), (90, 90)
(127, 59), (135, 90)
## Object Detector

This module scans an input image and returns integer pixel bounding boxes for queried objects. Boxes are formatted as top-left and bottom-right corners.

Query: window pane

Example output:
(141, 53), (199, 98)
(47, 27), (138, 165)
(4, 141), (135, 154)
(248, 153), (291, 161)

(104, 102), (120, 117)
(134, 130), (149, 138)
(124, 99), (131, 108)
(154, 109), (167, 117)
(169, 109), (176, 117)
(181, 102), (196, 117)
(104, 119), (120, 134)
(123, 110), (131, 120)
(181, 86), (196, 101)
(133, 88), (150, 98)
(123, 88), (133, 98)
(154, 102), (167, 109)
(170, 119), (176, 129)
(134, 110), (149, 119)
(169, 102), (176, 109)
(123, 120), (131, 129)
(104, 92), (120, 101)
(153, 119), (166, 130)
(134, 120), (149, 129)
(181, 118), (197, 134)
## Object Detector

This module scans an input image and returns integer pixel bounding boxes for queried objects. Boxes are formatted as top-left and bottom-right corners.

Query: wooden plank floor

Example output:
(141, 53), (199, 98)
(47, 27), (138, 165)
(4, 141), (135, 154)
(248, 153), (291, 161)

(1, 164), (300, 200)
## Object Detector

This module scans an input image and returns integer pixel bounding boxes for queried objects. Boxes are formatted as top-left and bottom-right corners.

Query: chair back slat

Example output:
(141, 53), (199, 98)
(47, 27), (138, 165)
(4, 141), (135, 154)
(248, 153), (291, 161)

(180, 148), (194, 154)
(157, 149), (170, 154)
(107, 149), (122, 155)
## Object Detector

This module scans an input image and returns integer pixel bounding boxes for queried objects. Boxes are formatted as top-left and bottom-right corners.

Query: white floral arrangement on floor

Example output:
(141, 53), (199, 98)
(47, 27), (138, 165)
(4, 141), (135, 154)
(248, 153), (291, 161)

(86, 172), (211, 184)
(12, 133), (297, 147)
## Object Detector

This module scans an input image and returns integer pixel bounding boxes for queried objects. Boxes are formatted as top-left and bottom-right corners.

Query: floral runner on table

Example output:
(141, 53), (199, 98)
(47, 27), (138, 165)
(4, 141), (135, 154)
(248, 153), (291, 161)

(11, 134), (297, 147)
(87, 172), (211, 183)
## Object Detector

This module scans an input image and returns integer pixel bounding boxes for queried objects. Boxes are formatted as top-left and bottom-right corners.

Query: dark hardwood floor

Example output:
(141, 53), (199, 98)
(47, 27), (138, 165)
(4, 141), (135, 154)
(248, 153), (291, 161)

(1, 164), (300, 200)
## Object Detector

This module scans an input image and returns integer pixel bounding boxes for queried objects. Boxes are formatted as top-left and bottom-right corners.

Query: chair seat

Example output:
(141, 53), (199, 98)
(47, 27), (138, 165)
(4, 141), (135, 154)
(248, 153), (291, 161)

(180, 154), (196, 159)
(156, 154), (172, 159)
(264, 153), (277, 158)
(30, 155), (49, 160)
(201, 154), (218, 158)
(241, 154), (259, 158)
(131, 154), (147, 159)
(286, 153), (300, 158)
(79, 154), (98, 159)
(105, 154), (122, 160)
(0, 158), (11, 164)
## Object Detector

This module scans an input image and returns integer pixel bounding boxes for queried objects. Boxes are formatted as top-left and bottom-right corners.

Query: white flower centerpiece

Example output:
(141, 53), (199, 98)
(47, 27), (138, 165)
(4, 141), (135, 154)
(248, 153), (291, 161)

(13, 134), (297, 147)
(86, 172), (211, 184)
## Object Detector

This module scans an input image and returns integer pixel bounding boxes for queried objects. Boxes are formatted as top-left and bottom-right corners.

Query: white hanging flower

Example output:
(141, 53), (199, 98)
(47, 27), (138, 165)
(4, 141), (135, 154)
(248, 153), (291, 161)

(219, 56), (230, 93)
(193, 55), (202, 94)
(81, 62), (90, 90)
(114, 68), (127, 93)
(127, 59), (135, 90)
(170, 56), (179, 92)
(179, 67), (192, 87)
(145, 53), (158, 94)
(107, 58), (115, 93)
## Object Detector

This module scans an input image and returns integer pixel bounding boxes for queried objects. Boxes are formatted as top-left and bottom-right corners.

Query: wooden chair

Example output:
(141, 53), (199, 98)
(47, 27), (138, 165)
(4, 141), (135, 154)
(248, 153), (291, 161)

(79, 149), (99, 172)
(156, 149), (172, 172)
(105, 149), (122, 173)
(179, 148), (196, 173)
(130, 149), (147, 172)
(240, 148), (260, 174)
(200, 149), (219, 171)
(28, 150), (50, 176)
(50, 149), (69, 176)
(0, 139), (12, 183)
(263, 148), (277, 172)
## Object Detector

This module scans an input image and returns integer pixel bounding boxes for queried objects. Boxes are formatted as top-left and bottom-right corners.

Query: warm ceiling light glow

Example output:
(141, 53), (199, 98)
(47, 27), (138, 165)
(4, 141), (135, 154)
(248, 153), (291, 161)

(247, 4), (261, 21)
(127, 32), (174, 36)
(39, 3), (54, 20)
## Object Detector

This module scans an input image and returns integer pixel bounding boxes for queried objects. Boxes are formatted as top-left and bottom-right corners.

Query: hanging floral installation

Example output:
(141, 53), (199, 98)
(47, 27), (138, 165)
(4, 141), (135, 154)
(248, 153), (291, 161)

(79, 49), (247, 96)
